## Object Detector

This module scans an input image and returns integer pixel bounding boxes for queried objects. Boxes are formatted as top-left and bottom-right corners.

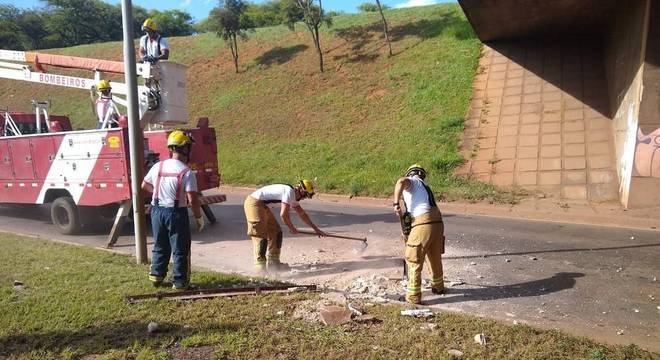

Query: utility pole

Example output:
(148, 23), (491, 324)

(121, 0), (148, 264)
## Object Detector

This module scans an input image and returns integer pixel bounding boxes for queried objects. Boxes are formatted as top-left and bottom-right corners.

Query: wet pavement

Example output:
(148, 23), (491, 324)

(0, 188), (658, 351)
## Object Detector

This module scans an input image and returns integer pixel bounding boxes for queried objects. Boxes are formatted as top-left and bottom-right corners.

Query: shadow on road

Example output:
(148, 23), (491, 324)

(443, 243), (660, 260)
(425, 272), (585, 305)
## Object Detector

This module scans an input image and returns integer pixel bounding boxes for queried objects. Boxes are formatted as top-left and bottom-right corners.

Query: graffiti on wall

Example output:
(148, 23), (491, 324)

(633, 127), (660, 177)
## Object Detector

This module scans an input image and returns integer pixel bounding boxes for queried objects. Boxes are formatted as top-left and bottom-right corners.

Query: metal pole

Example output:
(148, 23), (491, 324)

(121, 0), (148, 264)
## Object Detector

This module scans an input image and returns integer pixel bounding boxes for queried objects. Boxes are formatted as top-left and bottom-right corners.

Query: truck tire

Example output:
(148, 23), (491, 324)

(51, 197), (82, 235)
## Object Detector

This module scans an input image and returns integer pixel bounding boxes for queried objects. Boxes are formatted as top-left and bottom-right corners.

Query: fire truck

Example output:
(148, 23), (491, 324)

(0, 50), (225, 245)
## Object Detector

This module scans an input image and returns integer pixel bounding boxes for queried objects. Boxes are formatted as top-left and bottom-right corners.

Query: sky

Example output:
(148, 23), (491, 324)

(5, 0), (456, 22)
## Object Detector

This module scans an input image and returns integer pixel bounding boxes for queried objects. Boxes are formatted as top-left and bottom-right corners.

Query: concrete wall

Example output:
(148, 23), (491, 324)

(603, 0), (650, 207)
(628, 1), (660, 207)
(457, 40), (618, 201)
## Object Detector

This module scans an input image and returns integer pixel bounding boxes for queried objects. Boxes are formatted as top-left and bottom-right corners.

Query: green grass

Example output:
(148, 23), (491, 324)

(1, 233), (657, 359)
(0, 4), (524, 203)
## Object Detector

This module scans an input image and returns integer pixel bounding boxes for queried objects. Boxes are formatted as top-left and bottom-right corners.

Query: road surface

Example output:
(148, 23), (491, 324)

(0, 188), (658, 351)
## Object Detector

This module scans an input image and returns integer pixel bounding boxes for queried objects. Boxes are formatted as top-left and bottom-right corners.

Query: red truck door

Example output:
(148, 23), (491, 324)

(8, 139), (35, 180)
(0, 141), (11, 180)
(30, 136), (57, 179)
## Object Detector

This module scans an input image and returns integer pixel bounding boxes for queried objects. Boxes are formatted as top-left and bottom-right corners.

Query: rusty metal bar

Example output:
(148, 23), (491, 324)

(125, 284), (317, 303)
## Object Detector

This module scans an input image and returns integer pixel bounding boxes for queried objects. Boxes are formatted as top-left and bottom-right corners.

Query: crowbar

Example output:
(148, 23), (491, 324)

(298, 230), (368, 246)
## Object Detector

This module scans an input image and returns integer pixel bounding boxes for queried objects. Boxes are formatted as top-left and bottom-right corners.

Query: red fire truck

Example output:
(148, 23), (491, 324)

(0, 50), (225, 244)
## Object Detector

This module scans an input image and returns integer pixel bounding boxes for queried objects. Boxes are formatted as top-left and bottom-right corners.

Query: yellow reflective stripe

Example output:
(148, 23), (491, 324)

(148, 274), (164, 282)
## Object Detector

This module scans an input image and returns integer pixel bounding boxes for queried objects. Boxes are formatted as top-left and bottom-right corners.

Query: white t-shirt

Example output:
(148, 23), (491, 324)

(143, 159), (197, 208)
(140, 34), (169, 58)
(250, 184), (299, 207)
(402, 177), (432, 217)
(95, 97), (119, 125)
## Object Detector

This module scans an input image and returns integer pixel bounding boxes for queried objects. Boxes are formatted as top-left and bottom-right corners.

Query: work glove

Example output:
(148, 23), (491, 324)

(195, 216), (205, 232)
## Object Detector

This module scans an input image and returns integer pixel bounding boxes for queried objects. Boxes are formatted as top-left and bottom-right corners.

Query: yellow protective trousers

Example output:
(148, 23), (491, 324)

(244, 196), (283, 269)
(404, 207), (445, 304)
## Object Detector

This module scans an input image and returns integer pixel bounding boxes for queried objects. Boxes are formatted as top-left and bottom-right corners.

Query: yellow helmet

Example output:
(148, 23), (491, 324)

(299, 179), (315, 197)
(97, 79), (111, 91)
(142, 18), (158, 32)
(167, 130), (192, 148)
(405, 164), (427, 179)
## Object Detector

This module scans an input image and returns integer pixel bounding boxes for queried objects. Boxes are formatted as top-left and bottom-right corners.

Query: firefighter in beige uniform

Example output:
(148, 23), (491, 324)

(393, 164), (445, 304)
(244, 180), (326, 271)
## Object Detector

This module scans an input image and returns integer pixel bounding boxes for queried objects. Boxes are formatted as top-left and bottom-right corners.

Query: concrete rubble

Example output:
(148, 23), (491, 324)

(419, 323), (438, 331)
(401, 309), (433, 318)
(319, 305), (353, 325)
(344, 274), (395, 296)
(447, 349), (464, 358)
(12, 280), (25, 290)
(474, 333), (488, 346)
(147, 321), (159, 334)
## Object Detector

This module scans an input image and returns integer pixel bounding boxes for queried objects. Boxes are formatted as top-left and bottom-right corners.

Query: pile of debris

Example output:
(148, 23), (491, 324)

(343, 274), (402, 297)
(293, 291), (381, 326)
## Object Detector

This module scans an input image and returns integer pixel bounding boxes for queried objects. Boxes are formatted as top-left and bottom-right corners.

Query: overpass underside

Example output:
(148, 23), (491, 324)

(457, 0), (659, 208)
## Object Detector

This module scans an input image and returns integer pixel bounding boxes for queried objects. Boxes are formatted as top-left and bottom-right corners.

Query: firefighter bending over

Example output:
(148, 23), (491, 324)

(139, 18), (169, 63)
(393, 164), (445, 304)
(94, 80), (119, 129)
(244, 180), (327, 272)
(142, 130), (204, 290)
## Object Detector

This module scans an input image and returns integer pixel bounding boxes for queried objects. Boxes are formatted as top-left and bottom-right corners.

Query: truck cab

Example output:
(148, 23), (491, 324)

(1, 112), (73, 137)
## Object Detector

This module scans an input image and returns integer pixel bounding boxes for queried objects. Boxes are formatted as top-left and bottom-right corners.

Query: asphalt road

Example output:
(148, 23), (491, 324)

(0, 188), (658, 351)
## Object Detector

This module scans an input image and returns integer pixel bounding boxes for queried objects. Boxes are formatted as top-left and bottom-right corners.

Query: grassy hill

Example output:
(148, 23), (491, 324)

(0, 5), (521, 202)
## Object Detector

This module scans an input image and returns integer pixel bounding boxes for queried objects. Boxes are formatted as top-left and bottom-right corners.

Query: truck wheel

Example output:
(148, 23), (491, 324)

(51, 197), (82, 235)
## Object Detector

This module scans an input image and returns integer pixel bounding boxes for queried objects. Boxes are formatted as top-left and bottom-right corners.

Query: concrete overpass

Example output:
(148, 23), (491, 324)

(456, 0), (659, 208)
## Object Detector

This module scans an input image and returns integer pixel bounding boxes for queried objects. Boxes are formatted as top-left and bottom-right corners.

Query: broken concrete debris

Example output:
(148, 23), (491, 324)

(345, 275), (396, 297)
(447, 349), (463, 358)
(319, 305), (353, 325)
(13, 280), (25, 290)
(320, 291), (348, 305)
(419, 323), (438, 331)
(348, 303), (363, 316)
(401, 309), (433, 318)
(147, 321), (159, 334)
(474, 333), (488, 345)
(617, 329), (625, 336)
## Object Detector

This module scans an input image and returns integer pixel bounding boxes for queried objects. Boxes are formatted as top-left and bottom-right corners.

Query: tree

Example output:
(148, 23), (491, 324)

(209, 0), (253, 73)
(0, 5), (31, 50)
(243, 1), (285, 28)
(282, 0), (331, 73)
(148, 9), (195, 37)
(375, 0), (392, 57)
(358, 3), (379, 12)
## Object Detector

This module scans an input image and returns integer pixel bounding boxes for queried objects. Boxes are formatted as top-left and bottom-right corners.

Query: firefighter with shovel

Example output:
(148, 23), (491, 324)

(393, 164), (445, 304)
(244, 180), (327, 272)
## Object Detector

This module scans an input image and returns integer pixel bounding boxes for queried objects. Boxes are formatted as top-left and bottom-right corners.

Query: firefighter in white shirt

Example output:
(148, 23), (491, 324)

(393, 164), (445, 304)
(94, 80), (119, 129)
(142, 130), (204, 290)
(244, 180), (327, 272)
(139, 18), (169, 63)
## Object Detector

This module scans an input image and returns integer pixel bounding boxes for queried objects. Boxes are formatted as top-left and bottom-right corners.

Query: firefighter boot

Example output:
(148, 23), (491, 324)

(148, 274), (164, 287)
(267, 232), (288, 272)
(253, 238), (268, 273)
